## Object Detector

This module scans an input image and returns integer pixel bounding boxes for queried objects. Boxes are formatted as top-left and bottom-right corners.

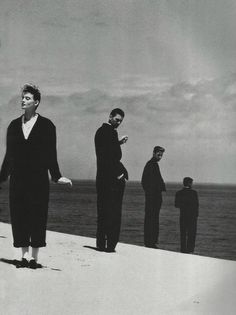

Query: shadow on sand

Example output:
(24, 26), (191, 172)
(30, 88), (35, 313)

(83, 245), (103, 252)
(0, 258), (62, 271)
(0, 258), (20, 266)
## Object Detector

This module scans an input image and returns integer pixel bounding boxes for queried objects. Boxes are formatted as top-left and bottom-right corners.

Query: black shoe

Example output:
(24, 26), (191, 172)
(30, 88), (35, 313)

(28, 259), (42, 269)
(97, 248), (105, 252)
(16, 258), (28, 268)
(97, 247), (106, 252)
(105, 248), (116, 253)
(145, 244), (158, 249)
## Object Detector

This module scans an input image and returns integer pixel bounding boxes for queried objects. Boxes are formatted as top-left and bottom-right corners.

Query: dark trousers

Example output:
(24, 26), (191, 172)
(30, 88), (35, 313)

(96, 179), (125, 250)
(9, 174), (49, 248)
(180, 213), (197, 253)
(144, 193), (162, 247)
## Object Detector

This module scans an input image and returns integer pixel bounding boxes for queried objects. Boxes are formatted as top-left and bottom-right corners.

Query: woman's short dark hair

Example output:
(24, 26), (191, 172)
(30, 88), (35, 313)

(22, 84), (41, 104)
(110, 108), (125, 118)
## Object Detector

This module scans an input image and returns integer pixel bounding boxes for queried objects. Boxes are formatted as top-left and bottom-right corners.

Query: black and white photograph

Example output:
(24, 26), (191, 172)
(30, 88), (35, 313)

(0, 1), (236, 314)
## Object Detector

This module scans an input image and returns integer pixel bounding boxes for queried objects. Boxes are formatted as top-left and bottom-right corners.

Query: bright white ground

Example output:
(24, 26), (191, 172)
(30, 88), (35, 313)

(0, 222), (236, 315)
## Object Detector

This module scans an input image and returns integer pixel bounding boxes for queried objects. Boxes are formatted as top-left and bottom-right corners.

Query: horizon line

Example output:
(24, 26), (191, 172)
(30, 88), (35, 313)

(67, 179), (236, 186)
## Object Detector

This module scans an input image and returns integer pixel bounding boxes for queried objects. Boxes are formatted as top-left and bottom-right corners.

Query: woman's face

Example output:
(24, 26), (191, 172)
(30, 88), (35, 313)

(21, 92), (38, 111)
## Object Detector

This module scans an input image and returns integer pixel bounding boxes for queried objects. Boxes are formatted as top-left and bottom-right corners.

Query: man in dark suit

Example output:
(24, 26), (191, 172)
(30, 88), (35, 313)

(141, 146), (166, 248)
(175, 177), (199, 253)
(95, 108), (128, 252)
(0, 84), (72, 268)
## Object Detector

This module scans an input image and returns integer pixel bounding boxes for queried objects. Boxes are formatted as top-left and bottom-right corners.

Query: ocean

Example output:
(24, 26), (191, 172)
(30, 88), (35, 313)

(0, 180), (236, 261)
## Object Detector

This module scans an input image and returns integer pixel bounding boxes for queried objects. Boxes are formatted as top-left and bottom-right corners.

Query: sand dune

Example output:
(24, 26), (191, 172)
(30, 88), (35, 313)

(0, 222), (236, 314)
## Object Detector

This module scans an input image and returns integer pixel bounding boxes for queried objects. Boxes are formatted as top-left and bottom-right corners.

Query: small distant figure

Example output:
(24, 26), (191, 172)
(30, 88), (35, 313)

(95, 108), (128, 253)
(141, 146), (166, 248)
(175, 177), (199, 254)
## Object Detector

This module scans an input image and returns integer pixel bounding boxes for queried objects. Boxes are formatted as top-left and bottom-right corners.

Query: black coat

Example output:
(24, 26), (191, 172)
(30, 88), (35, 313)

(175, 188), (199, 217)
(0, 114), (62, 201)
(141, 157), (166, 195)
(95, 123), (128, 187)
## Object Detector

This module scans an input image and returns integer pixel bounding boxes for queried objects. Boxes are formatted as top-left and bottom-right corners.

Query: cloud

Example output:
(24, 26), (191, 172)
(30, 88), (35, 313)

(42, 20), (68, 28)
(0, 73), (235, 183)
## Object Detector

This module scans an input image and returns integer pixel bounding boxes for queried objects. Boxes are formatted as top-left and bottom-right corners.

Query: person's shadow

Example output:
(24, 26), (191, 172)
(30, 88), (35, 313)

(0, 258), (20, 266)
(0, 258), (62, 271)
(83, 245), (103, 252)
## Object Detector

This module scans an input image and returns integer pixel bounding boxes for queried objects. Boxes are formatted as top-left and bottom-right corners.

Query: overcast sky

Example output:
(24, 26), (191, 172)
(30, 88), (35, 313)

(0, 0), (236, 184)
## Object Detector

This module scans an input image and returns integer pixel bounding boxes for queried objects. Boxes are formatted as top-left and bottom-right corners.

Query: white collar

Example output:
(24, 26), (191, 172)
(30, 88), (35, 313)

(22, 113), (38, 124)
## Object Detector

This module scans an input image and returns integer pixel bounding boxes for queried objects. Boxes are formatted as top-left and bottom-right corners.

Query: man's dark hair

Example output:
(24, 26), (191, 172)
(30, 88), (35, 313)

(22, 84), (41, 104)
(153, 146), (165, 154)
(110, 108), (125, 118)
(183, 177), (193, 186)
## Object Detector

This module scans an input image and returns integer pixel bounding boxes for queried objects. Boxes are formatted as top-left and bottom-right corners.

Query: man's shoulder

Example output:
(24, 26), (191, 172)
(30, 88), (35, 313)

(146, 158), (155, 165)
(97, 123), (111, 131)
(95, 123), (112, 136)
(178, 188), (198, 196)
(175, 188), (183, 195)
(187, 188), (198, 194)
(144, 158), (156, 168)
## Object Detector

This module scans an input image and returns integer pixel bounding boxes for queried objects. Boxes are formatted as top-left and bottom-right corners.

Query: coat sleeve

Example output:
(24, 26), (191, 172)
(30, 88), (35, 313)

(194, 191), (199, 216)
(95, 127), (124, 180)
(95, 127), (112, 178)
(118, 162), (128, 180)
(174, 191), (180, 208)
(0, 124), (12, 182)
(161, 177), (166, 192)
(141, 163), (154, 194)
(47, 124), (62, 182)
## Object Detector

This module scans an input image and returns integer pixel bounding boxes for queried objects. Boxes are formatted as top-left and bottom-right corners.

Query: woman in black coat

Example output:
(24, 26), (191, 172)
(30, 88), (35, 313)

(0, 84), (72, 268)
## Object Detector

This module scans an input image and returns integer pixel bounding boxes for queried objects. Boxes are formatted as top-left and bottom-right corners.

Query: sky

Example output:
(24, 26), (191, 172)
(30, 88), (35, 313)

(0, 0), (236, 184)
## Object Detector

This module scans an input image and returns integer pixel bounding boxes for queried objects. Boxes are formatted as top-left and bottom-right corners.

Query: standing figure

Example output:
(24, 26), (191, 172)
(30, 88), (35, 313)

(95, 108), (128, 252)
(0, 84), (72, 269)
(141, 146), (166, 248)
(175, 177), (199, 253)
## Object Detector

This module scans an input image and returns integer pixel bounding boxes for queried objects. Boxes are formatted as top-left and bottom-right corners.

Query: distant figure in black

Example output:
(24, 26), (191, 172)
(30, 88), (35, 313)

(141, 146), (166, 248)
(0, 84), (72, 269)
(175, 177), (199, 254)
(95, 108), (128, 252)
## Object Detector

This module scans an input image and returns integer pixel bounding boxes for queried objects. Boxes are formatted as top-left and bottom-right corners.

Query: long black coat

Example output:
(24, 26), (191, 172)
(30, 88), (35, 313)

(175, 188), (199, 217)
(94, 122), (128, 250)
(95, 123), (128, 189)
(141, 157), (166, 195)
(0, 114), (61, 186)
(0, 114), (62, 247)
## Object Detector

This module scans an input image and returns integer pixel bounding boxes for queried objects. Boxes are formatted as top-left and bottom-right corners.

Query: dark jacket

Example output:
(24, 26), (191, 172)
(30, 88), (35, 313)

(95, 123), (128, 185)
(0, 114), (61, 183)
(141, 157), (166, 195)
(175, 187), (199, 217)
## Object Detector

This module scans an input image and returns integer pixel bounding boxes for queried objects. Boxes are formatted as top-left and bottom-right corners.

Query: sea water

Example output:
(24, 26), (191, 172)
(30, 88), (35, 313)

(0, 180), (236, 260)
